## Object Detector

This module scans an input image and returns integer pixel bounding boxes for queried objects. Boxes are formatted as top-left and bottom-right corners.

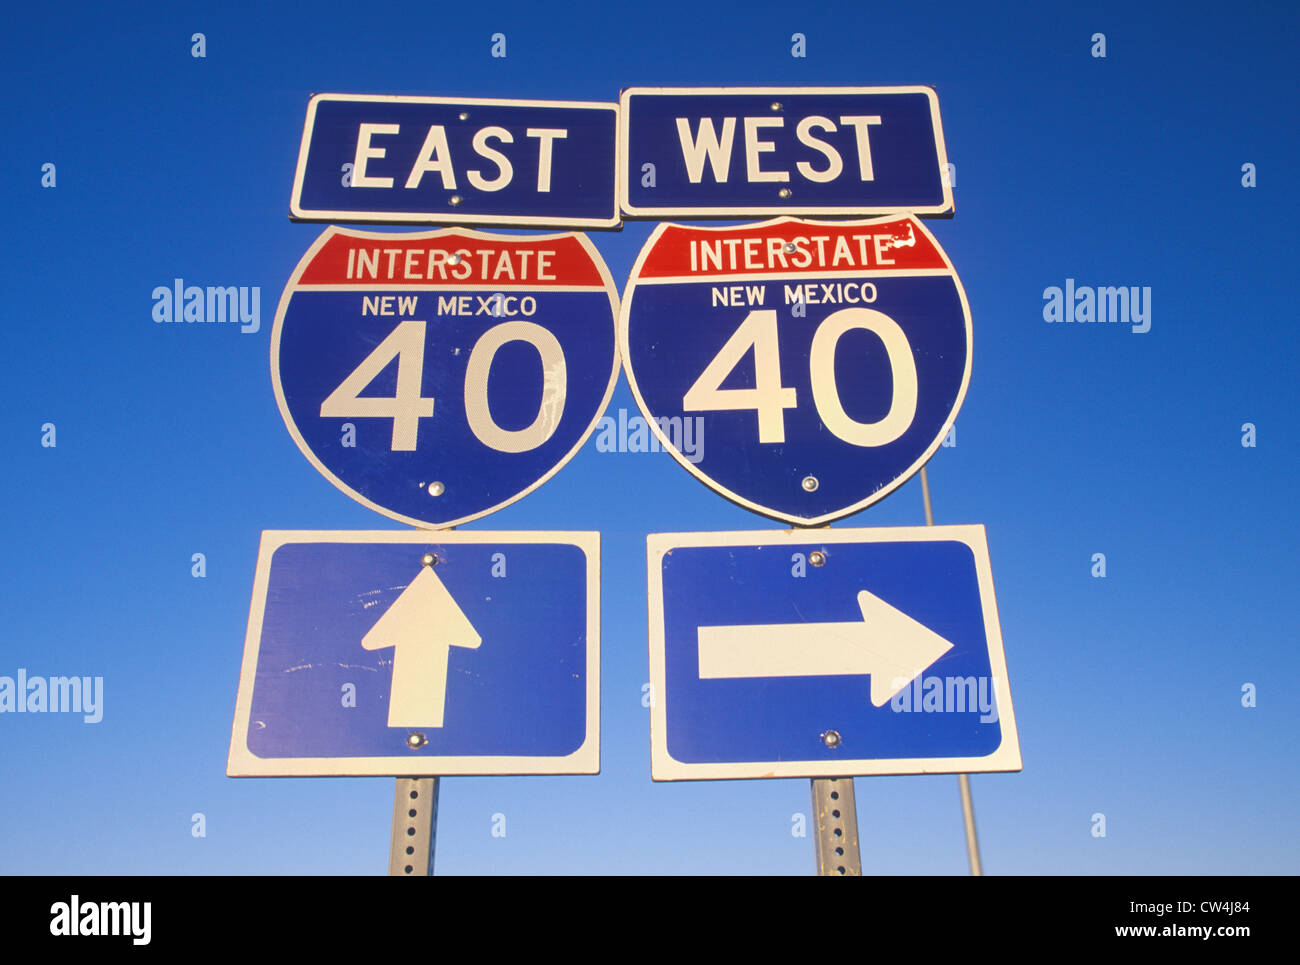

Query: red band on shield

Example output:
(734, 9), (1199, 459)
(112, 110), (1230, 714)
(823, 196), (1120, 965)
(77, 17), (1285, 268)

(636, 217), (946, 278)
(298, 231), (606, 287)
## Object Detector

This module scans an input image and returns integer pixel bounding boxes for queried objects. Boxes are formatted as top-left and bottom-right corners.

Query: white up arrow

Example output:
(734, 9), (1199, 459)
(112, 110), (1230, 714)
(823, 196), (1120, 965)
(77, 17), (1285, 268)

(362, 565), (482, 728)
(697, 589), (954, 707)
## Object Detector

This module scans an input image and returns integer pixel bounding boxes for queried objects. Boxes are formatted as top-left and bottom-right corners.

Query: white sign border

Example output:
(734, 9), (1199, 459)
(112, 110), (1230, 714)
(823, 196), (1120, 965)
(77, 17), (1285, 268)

(228, 529), (601, 777)
(618, 213), (974, 527)
(618, 85), (954, 218)
(290, 93), (623, 229)
(646, 524), (1021, 781)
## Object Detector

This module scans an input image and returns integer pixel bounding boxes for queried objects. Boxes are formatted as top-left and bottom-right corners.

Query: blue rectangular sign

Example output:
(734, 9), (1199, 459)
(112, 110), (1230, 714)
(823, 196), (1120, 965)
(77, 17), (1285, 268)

(620, 86), (953, 218)
(647, 526), (1020, 780)
(228, 530), (600, 776)
(290, 94), (620, 228)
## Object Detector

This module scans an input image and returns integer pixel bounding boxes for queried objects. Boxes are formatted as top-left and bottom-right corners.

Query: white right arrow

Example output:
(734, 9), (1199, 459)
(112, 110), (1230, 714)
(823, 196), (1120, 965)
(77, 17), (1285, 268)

(697, 589), (954, 707)
(362, 565), (482, 728)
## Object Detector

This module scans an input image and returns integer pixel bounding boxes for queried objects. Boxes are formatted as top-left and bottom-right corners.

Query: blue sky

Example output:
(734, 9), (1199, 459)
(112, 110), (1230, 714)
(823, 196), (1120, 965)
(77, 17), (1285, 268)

(1, 0), (1296, 874)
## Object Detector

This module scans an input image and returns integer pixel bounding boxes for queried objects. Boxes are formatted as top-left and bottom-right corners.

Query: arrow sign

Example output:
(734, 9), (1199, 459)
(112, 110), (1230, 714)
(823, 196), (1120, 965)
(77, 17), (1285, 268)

(228, 530), (599, 777)
(647, 526), (1022, 780)
(697, 589), (954, 707)
(361, 564), (482, 728)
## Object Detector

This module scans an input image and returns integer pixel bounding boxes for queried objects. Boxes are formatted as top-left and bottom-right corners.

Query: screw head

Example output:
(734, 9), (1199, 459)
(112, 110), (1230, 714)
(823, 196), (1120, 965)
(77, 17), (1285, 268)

(446, 253), (461, 266)
(427, 481), (445, 497)
(778, 187), (793, 199)
(458, 111), (469, 121)
(809, 550), (826, 567)
(449, 194), (463, 206)
(801, 475), (819, 492)
(407, 732), (427, 749)
(770, 101), (783, 112)
(784, 241), (796, 253)
(822, 729), (842, 749)
(421, 553), (437, 567)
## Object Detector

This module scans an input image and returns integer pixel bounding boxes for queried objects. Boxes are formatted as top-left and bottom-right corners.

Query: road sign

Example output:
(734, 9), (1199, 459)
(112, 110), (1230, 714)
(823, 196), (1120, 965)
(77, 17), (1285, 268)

(646, 526), (1020, 780)
(620, 86), (953, 218)
(228, 530), (600, 777)
(290, 94), (620, 228)
(272, 225), (620, 528)
(620, 214), (972, 525)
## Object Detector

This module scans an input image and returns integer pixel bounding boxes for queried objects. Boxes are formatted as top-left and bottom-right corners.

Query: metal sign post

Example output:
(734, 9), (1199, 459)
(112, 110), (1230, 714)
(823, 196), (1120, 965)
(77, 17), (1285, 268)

(389, 777), (439, 876)
(811, 777), (861, 876)
(805, 522), (862, 878)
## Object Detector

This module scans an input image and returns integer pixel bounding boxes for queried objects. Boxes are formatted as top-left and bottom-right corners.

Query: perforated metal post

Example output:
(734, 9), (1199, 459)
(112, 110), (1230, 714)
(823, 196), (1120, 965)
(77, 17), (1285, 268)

(389, 777), (439, 876)
(798, 519), (864, 876)
(811, 777), (862, 875)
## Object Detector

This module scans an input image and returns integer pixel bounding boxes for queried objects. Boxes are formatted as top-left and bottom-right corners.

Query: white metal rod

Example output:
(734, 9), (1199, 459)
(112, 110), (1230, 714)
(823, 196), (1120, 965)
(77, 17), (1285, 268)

(920, 466), (984, 877)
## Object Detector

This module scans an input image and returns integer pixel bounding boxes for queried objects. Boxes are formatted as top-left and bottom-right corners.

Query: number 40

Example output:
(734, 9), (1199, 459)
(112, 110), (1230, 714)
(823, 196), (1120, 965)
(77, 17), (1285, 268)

(683, 307), (918, 446)
(319, 319), (567, 453)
